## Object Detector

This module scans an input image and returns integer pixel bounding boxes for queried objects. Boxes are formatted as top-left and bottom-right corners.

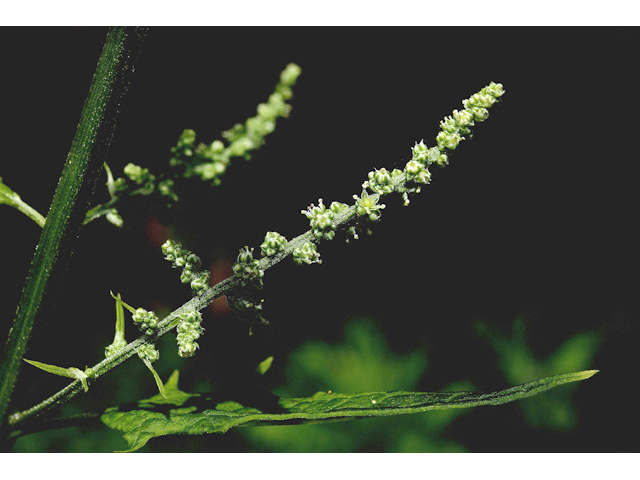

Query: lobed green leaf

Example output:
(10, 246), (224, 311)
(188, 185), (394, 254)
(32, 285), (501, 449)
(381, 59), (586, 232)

(101, 369), (597, 452)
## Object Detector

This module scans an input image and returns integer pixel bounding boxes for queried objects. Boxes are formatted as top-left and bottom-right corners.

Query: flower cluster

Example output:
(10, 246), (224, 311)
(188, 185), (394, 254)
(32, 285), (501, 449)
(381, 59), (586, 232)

(232, 247), (264, 283)
(230, 247), (267, 330)
(436, 81), (504, 152)
(176, 310), (204, 358)
(353, 190), (385, 222)
(161, 239), (210, 294)
(293, 242), (322, 265)
(302, 199), (340, 240)
(105, 336), (127, 358)
(123, 163), (157, 196)
(363, 168), (402, 195)
(132, 308), (159, 335)
(137, 344), (160, 363)
(261, 231), (287, 257)
(169, 63), (302, 186)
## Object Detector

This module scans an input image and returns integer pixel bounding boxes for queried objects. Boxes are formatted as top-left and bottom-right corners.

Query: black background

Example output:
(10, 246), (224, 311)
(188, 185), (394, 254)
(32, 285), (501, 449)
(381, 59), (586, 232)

(1, 27), (637, 452)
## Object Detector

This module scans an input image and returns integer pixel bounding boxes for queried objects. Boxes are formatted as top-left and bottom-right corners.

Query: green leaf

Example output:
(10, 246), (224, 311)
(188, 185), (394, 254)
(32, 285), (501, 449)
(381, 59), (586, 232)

(256, 356), (274, 375)
(141, 359), (167, 399)
(101, 370), (597, 452)
(109, 290), (136, 314)
(23, 359), (90, 392)
(0, 176), (46, 227)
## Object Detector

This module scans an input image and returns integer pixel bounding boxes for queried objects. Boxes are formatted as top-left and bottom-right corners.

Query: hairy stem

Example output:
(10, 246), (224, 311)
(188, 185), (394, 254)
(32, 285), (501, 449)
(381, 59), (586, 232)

(0, 27), (147, 430)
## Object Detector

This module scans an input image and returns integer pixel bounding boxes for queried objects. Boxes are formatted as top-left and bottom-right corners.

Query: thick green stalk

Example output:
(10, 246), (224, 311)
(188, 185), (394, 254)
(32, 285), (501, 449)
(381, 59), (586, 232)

(0, 27), (148, 429)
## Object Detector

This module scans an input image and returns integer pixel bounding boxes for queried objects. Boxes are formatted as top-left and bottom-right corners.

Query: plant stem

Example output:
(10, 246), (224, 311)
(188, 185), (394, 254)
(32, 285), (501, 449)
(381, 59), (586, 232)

(5, 195), (46, 228)
(0, 27), (147, 431)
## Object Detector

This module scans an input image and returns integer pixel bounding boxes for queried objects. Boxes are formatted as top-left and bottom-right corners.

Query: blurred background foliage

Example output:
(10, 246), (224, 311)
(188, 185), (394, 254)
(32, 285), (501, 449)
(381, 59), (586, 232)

(13, 316), (600, 452)
(2, 28), (636, 452)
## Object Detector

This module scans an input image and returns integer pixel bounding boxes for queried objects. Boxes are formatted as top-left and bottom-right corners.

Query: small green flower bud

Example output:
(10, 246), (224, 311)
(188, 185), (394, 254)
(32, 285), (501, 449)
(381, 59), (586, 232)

(293, 242), (321, 265)
(105, 338), (127, 358)
(186, 253), (201, 268)
(452, 109), (474, 127)
(178, 129), (196, 146)
(261, 231), (288, 257)
(158, 179), (178, 202)
(105, 209), (123, 228)
(411, 141), (430, 164)
(440, 117), (458, 134)
(123, 163), (156, 195)
(233, 247), (264, 280)
(467, 106), (489, 122)
(436, 131), (462, 150)
(353, 190), (385, 222)
(404, 160), (422, 176)
(190, 272), (210, 294)
(484, 82), (505, 98)
(329, 202), (350, 214)
(404, 160), (431, 184)
(365, 168), (395, 195)
(180, 268), (193, 284)
(302, 199), (337, 240)
(132, 308), (159, 334)
(178, 341), (199, 358)
(436, 153), (449, 167)
(137, 344), (160, 363)
(280, 63), (302, 86)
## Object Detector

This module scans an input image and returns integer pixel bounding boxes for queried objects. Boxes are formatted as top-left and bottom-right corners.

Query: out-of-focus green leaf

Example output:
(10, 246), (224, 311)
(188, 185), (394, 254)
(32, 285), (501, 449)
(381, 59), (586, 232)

(474, 317), (602, 429)
(256, 356), (274, 375)
(101, 369), (597, 452)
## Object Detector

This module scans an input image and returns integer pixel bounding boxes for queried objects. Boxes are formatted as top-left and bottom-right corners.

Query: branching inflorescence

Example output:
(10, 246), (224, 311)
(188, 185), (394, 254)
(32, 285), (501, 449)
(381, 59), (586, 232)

(12, 76), (504, 427)
(84, 63), (302, 227)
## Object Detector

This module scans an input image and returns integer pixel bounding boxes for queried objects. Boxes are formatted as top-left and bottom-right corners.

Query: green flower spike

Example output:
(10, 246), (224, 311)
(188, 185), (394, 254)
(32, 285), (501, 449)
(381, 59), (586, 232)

(432, 81), (504, 159)
(353, 190), (385, 222)
(170, 63), (302, 186)
(137, 344), (167, 398)
(175, 310), (205, 358)
(161, 239), (210, 295)
(105, 291), (127, 358)
(23, 359), (92, 393)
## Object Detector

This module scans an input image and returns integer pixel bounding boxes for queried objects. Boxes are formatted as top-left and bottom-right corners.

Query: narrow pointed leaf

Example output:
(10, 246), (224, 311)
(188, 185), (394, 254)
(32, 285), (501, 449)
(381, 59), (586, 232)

(112, 292), (126, 341)
(101, 370), (597, 452)
(24, 360), (89, 392)
(141, 359), (167, 399)
(109, 290), (136, 314)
